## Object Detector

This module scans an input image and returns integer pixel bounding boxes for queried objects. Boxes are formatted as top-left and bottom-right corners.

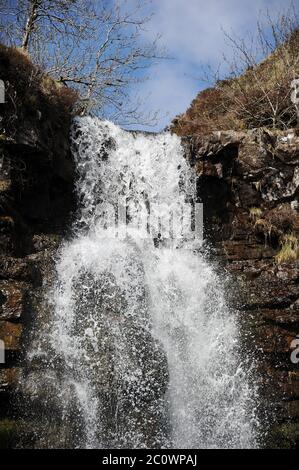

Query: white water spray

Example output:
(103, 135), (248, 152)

(27, 117), (259, 449)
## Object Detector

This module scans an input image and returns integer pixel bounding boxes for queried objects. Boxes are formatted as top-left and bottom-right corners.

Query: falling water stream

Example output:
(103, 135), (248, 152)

(24, 118), (259, 449)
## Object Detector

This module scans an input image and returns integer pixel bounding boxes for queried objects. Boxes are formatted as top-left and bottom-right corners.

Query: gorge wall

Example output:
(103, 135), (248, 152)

(181, 129), (299, 447)
(0, 45), (298, 448)
(0, 45), (75, 446)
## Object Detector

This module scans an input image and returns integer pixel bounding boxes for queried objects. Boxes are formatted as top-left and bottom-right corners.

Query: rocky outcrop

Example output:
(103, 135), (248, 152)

(0, 46), (75, 447)
(181, 128), (299, 448)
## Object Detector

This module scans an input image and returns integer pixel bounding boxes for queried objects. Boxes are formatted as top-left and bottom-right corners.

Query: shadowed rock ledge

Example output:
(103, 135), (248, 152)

(0, 45), (75, 447)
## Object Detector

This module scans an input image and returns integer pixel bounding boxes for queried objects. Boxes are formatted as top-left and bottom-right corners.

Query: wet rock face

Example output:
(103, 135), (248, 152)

(0, 282), (28, 321)
(0, 62), (75, 447)
(183, 128), (299, 448)
(17, 266), (169, 449)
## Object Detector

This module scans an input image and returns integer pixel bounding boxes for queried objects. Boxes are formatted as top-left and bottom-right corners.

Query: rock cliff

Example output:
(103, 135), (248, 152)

(0, 45), (75, 447)
(1, 43), (299, 448)
(180, 128), (299, 447)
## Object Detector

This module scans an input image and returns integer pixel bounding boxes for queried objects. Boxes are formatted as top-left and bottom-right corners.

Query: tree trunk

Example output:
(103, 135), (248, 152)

(21, 0), (41, 52)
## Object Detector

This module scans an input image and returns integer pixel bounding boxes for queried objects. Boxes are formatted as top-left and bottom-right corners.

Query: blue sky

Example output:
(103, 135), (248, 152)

(1, 0), (296, 130)
(130, 0), (297, 131)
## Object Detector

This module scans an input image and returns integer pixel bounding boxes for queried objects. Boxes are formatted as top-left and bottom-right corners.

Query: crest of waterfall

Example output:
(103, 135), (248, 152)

(24, 117), (259, 449)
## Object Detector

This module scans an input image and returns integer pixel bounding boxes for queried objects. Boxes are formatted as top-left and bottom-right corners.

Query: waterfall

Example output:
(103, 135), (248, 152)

(23, 117), (259, 449)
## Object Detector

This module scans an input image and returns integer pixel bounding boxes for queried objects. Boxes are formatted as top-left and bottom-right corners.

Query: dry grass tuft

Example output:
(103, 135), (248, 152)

(275, 233), (299, 263)
(249, 207), (263, 221)
(171, 29), (299, 136)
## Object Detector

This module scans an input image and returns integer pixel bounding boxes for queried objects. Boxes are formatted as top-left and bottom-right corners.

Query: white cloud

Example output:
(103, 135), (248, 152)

(135, 62), (199, 129)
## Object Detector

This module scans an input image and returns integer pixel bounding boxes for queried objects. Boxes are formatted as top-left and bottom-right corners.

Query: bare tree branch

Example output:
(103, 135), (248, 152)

(0, 0), (165, 125)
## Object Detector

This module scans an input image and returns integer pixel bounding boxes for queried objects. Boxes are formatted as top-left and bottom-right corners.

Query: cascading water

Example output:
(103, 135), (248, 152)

(23, 117), (259, 449)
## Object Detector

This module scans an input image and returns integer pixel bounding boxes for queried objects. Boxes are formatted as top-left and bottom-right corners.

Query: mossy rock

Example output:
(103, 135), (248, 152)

(266, 422), (299, 448)
(0, 419), (20, 449)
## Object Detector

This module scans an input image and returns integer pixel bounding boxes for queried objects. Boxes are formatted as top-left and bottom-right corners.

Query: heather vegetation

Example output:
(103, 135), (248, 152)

(0, 43), (78, 138)
(172, 9), (299, 135)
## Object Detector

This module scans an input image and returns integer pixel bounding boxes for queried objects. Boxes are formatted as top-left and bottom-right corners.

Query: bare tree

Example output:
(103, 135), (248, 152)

(0, 0), (164, 124)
